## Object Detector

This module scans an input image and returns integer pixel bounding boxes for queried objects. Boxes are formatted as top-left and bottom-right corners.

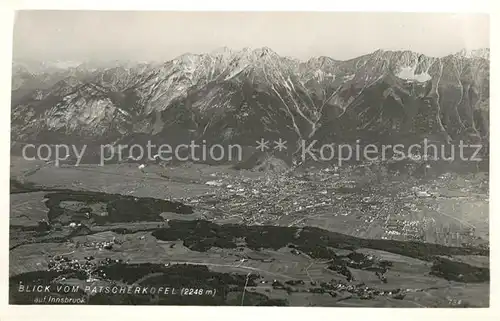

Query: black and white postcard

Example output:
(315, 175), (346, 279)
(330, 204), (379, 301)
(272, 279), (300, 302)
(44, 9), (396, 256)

(2, 2), (495, 320)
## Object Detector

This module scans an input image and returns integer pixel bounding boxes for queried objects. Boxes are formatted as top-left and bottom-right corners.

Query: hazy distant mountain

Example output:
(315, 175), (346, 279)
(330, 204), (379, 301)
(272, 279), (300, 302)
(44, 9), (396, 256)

(11, 47), (489, 152)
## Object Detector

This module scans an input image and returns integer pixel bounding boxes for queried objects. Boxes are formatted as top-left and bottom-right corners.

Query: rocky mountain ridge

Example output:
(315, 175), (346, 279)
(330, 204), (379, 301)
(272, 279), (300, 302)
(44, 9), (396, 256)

(11, 47), (489, 156)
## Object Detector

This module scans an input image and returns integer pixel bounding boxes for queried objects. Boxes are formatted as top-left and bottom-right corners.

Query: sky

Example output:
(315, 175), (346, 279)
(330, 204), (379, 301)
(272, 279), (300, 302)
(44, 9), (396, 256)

(12, 11), (490, 62)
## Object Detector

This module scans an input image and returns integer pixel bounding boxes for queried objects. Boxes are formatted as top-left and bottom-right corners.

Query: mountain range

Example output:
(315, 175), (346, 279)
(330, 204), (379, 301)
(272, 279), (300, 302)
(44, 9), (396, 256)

(11, 47), (490, 158)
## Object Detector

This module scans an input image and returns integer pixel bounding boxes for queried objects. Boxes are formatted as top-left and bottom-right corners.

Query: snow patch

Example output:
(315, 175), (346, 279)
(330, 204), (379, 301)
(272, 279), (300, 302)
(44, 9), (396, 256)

(313, 69), (335, 81)
(343, 74), (355, 82)
(396, 66), (431, 82)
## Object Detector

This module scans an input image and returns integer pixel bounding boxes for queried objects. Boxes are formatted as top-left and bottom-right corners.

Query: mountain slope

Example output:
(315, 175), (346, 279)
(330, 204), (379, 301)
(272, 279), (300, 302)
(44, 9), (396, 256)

(11, 47), (490, 155)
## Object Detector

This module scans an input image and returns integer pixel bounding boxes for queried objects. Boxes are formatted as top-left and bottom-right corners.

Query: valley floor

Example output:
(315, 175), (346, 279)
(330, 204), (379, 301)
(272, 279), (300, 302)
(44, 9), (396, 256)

(9, 156), (489, 307)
